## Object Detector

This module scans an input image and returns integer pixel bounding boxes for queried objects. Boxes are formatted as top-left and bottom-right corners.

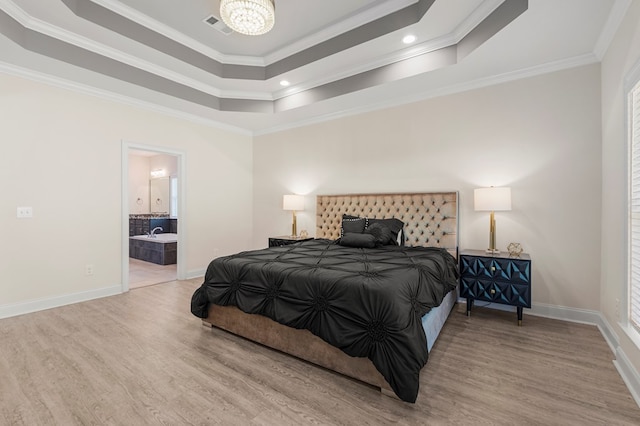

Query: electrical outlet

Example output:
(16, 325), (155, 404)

(85, 264), (94, 276)
(17, 206), (33, 218)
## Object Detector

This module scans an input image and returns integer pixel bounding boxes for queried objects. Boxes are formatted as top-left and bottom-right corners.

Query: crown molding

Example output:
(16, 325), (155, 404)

(90, 0), (264, 66)
(265, 0), (505, 67)
(0, 0), (31, 25)
(593, 0), (632, 61)
(0, 0), (236, 97)
(262, 0), (417, 65)
(88, 0), (418, 67)
(451, 0), (505, 43)
(0, 61), (252, 135)
(273, 33), (458, 100)
(273, 0), (504, 99)
(6, 0), (601, 132)
(1, 0), (519, 106)
(0, 0), (278, 100)
(256, 52), (599, 136)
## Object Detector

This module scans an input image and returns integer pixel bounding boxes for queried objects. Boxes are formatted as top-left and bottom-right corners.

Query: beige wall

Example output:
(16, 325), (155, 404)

(0, 73), (253, 314)
(601, 1), (640, 375)
(254, 64), (602, 311)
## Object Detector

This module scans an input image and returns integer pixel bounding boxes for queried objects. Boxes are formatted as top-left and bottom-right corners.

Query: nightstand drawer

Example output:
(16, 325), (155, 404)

(460, 256), (530, 285)
(460, 277), (531, 308)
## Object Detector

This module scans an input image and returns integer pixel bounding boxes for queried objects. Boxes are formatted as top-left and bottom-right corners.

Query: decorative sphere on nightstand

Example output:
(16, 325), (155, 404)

(507, 242), (523, 257)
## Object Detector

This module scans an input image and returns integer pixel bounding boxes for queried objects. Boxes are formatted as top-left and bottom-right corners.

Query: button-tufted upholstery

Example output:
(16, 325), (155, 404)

(316, 192), (458, 252)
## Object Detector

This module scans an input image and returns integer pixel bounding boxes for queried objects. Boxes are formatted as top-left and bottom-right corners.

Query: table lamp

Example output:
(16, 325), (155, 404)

(283, 194), (304, 237)
(474, 187), (511, 254)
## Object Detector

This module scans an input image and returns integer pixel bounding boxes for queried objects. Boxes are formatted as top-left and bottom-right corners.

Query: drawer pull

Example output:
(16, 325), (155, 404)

(490, 289), (496, 294)
(491, 266), (496, 272)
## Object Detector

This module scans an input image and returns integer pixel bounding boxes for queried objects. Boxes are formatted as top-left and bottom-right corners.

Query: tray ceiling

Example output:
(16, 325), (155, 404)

(0, 0), (626, 134)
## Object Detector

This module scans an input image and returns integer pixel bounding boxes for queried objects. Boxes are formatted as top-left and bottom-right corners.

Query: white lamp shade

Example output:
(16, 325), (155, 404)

(474, 187), (512, 211)
(283, 194), (304, 211)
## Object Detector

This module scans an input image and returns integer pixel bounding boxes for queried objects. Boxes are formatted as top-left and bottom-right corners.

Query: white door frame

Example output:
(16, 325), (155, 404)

(121, 140), (187, 292)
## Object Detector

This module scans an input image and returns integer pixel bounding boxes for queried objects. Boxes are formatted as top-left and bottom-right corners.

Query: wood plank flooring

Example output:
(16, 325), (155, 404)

(1, 279), (639, 425)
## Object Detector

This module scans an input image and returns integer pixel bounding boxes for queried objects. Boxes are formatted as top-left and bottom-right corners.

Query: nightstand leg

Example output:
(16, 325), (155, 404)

(517, 307), (523, 326)
(466, 298), (473, 316)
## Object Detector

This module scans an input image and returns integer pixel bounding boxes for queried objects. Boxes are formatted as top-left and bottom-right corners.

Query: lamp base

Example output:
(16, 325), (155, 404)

(486, 211), (499, 255)
(290, 211), (298, 238)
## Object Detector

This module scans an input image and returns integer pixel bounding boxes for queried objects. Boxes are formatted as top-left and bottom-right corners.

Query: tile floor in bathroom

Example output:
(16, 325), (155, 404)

(129, 258), (177, 289)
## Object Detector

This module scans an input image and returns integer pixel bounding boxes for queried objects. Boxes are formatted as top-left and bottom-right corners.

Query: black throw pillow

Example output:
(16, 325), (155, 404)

(367, 218), (404, 245)
(339, 233), (377, 248)
(340, 214), (367, 237)
(365, 222), (394, 246)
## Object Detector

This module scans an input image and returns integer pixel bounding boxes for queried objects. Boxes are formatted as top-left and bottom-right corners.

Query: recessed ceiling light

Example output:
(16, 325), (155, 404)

(403, 35), (416, 44)
(280, 80), (290, 87)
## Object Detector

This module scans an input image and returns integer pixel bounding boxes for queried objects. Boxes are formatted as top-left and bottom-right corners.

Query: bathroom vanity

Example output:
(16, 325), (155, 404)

(129, 215), (177, 236)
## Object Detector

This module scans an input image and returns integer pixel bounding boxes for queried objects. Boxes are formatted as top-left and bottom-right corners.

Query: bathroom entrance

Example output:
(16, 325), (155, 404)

(122, 143), (185, 290)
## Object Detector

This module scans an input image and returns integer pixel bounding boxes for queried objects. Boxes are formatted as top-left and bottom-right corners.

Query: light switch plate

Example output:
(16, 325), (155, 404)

(17, 206), (33, 218)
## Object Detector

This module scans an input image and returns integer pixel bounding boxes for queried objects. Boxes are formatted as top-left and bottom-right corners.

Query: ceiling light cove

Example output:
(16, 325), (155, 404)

(220, 0), (276, 36)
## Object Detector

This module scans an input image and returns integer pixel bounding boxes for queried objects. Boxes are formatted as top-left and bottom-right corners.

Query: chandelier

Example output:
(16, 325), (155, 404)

(220, 0), (275, 36)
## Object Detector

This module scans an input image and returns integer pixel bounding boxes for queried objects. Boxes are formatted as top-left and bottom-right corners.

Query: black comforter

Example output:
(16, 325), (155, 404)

(190, 239), (458, 402)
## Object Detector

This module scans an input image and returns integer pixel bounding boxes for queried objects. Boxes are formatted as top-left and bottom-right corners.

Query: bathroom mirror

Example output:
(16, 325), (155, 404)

(150, 177), (170, 214)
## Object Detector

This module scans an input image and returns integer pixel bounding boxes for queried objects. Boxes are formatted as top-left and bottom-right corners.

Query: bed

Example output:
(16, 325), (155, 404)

(190, 192), (459, 403)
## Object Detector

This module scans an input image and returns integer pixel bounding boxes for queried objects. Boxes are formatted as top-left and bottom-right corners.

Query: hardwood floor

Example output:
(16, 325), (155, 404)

(129, 258), (177, 289)
(1, 279), (639, 425)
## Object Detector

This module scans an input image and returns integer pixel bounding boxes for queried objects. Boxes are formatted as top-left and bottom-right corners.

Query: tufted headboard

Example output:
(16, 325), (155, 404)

(316, 192), (458, 254)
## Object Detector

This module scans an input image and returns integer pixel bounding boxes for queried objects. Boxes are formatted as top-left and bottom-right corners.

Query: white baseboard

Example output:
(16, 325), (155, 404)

(528, 302), (638, 408)
(462, 300), (639, 407)
(614, 348), (640, 408)
(186, 268), (206, 280)
(529, 302), (620, 351)
(0, 271), (206, 321)
(530, 301), (602, 322)
(0, 285), (122, 320)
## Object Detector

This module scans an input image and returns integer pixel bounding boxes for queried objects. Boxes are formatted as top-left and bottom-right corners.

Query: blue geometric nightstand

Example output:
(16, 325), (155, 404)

(459, 249), (531, 325)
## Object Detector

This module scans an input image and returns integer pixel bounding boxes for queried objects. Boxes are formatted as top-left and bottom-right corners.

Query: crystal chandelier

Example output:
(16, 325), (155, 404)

(220, 0), (275, 36)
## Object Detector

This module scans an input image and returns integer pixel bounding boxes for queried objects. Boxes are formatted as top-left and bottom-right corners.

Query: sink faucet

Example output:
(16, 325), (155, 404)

(149, 227), (163, 238)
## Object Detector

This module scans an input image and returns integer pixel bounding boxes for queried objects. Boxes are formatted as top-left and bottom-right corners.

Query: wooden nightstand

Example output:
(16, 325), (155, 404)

(459, 249), (531, 325)
(268, 236), (313, 247)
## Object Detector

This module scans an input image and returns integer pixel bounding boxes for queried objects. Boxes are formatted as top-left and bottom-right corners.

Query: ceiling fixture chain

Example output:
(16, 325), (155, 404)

(220, 0), (275, 36)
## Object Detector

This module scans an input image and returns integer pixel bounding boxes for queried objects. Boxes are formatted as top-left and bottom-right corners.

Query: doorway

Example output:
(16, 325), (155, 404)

(121, 141), (186, 292)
